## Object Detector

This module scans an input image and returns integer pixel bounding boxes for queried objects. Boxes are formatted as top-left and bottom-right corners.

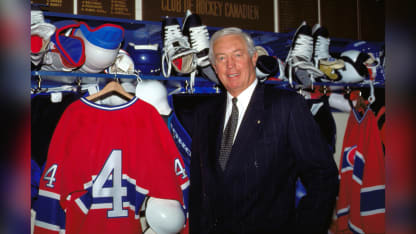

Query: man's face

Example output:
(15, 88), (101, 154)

(212, 34), (258, 97)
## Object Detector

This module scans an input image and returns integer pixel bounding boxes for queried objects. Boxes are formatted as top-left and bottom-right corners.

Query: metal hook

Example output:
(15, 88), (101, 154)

(188, 71), (196, 94)
(184, 80), (189, 93)
(368, 80), (376, 104)
(345, 86), (351, 95)
(75, 77), (82, 93)
(37, 75), (42, 90)
(323, 85), (328, 95)
(114, 70), (119, 83)
(31, 75), (42, 94)
(33, 75), (48, 93)
(214, 84), (220, 94)
(135, 70), (142, 83)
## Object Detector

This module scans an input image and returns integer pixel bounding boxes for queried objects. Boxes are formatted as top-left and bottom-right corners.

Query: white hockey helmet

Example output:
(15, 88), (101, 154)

(74, 22), (124, 73)
(135, 80), (172, 115)
(338, 49), (370, 83)
(144, 197), (185, 234)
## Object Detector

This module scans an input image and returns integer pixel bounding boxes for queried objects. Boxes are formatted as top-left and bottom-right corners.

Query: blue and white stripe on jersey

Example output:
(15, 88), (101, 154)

(78, 174), (149, 219)
(34, 190), (66, 232)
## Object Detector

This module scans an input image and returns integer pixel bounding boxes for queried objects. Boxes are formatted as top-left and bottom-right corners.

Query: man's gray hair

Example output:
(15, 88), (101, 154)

(208, 27), (256, 65)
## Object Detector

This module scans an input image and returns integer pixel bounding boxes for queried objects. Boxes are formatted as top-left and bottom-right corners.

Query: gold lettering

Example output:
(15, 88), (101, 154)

(224, 3), (259, 20)
(224, 2), (230, 17)
(195, 0), (206, 15)
(239, 4), (245, 19)
(161, 0), (182, 12)
(216, 1), (223, 16)
(253, 6), (259, 20)
(207, 1), (215, 15)
(195, 0), (223, 16)
(161, 0), (167, 11)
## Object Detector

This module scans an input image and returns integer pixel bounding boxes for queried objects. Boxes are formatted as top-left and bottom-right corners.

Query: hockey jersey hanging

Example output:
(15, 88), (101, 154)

(335, 108), (385, 234)
(33, 97), (188, 234)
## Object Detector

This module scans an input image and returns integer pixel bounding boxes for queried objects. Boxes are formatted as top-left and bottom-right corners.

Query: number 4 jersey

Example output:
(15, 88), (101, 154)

(33, 96), (189, 234)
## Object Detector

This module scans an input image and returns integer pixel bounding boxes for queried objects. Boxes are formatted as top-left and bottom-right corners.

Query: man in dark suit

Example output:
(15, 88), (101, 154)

(189, 27), (339, 233)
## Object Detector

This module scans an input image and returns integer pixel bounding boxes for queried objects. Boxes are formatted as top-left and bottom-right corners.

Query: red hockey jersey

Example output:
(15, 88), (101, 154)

(33, 97), (189, 234)
(335, 108), (385, 233)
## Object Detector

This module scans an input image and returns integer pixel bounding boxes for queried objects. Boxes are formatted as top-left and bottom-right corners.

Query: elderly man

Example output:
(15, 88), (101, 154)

(189, 27), (339, 233)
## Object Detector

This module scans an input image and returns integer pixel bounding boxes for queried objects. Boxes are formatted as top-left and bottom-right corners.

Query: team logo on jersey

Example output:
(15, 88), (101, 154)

(342, 145), (365, 185)
(341, 145), (357, 172)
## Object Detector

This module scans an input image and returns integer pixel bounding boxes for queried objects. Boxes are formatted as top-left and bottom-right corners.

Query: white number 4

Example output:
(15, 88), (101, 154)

(93, 150), (128, 218)
(43, 164), (58, 188)
(174, 158), (187, 179)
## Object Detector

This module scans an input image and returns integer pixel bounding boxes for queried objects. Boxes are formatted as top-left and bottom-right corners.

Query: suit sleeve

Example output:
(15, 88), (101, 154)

(288, 94), (339, 233)
(188, 108), (203, 234)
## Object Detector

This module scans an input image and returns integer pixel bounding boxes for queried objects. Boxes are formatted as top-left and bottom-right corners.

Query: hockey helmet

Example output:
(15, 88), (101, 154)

(343, 41), (384, 81)
(127, 42), (161, 75)
(343, 40), (384, 61)
(74, 22), (124, 73)
(144, 197), (185, 234)
(135, 80), (172, 115)
(338, 50), (370, 83)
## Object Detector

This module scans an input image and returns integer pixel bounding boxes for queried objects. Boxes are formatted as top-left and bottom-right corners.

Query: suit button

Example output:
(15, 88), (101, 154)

(210, 219), (217, 231)
(214, 217), (220, 226)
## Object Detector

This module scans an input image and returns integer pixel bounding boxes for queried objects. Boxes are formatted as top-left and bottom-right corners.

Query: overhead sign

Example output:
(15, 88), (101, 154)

(143, 0), (274, 32)
(31, 0), (74, 14)
(31, 0), (135, 19)
(78, 0), (135, 19)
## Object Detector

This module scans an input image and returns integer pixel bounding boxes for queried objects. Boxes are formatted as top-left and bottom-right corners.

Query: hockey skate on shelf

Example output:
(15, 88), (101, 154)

(311, 23), (345, 82)
(161, 16), (197, 78)
(284, 21), (324, 88)
(182, 9), (210, 68)
(182, 9), (219, 85)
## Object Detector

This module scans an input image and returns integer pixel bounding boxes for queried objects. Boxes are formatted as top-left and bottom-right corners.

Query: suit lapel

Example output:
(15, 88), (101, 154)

(204, 94), (227, 171)
(225, 83), (265, 172)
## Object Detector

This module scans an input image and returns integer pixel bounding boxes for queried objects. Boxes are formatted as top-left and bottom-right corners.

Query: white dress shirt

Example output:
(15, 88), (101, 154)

(223, 79), (258, 143)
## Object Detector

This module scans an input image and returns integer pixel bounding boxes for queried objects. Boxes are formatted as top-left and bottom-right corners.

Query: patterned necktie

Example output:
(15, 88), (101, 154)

(219, 97), (239, 170)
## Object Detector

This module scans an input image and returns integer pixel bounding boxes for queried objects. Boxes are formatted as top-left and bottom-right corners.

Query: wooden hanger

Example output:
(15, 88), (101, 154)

(354, 94), (368, 115)
(344, 87), (368, 115)
(86, 79), (134, 101)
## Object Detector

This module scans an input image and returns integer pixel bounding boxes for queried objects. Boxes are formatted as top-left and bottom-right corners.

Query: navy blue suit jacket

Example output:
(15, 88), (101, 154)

(189, 83), (339, 233)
